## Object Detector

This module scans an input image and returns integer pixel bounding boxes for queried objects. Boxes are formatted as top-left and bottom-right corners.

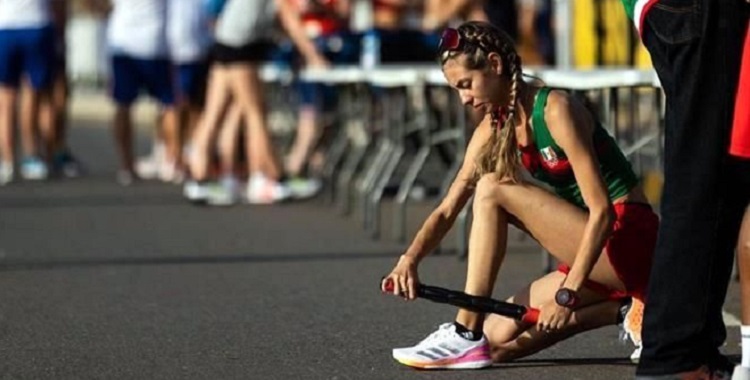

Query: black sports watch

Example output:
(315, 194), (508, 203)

(555, 288), (580, 308)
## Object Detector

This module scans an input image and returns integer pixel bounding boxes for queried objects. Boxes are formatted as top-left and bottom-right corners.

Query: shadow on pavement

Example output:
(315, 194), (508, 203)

(499, 357), (635, 368)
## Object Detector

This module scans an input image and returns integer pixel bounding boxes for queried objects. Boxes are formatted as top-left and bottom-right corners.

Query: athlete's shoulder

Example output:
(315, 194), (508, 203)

(543, 89), (595, 138)
(542, 89), (574, 122)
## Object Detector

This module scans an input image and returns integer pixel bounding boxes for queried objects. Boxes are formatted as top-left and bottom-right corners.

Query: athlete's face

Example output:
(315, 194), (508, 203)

(442, 53), (510, 116)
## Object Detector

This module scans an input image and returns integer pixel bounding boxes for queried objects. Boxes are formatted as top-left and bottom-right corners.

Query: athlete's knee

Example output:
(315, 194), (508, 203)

(474, 173), (514, 208)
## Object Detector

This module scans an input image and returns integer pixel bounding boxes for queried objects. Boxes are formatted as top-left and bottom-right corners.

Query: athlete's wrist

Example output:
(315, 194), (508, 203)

(561, 274), (583, 292)
(399, 254), (419, 265)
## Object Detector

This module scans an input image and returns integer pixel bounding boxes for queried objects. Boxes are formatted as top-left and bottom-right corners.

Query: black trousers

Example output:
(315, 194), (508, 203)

(636, 0), (749, 375)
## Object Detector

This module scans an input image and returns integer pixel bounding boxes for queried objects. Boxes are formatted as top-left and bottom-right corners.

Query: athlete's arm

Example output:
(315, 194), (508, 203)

(401, 114), (492, 264)
(384, 114), (490, 298)
(275, 0), (329, 68)
(422, 0), (487, 30)
(545, 91), (615, 292)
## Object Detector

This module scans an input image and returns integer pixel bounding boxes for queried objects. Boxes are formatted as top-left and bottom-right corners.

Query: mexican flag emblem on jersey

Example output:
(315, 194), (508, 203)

(540, 147), (559, 166)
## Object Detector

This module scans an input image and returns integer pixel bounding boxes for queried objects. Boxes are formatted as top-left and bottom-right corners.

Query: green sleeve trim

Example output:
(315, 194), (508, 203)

(531, 87), (563, 153)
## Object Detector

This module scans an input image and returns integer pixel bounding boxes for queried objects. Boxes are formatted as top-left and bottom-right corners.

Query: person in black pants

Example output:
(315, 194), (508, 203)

(633, 0), (749, 378)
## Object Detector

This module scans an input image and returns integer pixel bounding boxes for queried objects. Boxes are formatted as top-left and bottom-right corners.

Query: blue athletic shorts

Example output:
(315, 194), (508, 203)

(0, 26), (55, 89)
(110, 55), (175, 106)
(175, 61), (208, 105)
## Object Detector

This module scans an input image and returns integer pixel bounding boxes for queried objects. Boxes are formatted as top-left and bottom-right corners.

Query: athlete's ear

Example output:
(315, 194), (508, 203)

(487, 52), (503, 76)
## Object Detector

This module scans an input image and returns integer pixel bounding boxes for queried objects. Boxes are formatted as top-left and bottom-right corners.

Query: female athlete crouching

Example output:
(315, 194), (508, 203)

(381, 21), (658, 369)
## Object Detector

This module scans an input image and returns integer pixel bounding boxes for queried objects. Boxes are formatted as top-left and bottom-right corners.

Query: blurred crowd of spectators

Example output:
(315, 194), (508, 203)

(0, 0), (641, 206)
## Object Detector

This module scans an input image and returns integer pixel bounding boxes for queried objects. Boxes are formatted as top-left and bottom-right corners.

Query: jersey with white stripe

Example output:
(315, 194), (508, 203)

(0, 0), (50, 29)
(107, 0), (168, 59)
(167, 0), (212, 63)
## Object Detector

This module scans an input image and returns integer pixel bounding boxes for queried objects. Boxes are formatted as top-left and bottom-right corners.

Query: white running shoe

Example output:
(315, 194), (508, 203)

(733, 366), (750, 380)
(205, 176), (240, 206)
(183, 180), (211, 203)
(135, 155), (159, 180)
(20, 156), (48, 180)
(245, 173), (290, 204)
(285, 177), (322, 200)
(158, 161), (185, 184)
(392, 323), (492, 370)
(0, 161), (13, 185)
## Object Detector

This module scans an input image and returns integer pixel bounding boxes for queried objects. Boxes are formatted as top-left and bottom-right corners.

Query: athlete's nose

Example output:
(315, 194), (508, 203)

(458, 90), (473, 106)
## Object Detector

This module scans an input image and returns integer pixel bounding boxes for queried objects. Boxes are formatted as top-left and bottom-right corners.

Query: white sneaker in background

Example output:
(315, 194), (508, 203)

(285, 177), (322, 200)
(0, 161), (14, 185)
(158, 161), (185, 184)
(20, 156), (48, 180)
(245, 173), (290, 204)
(136, 143), (166, 180)
(392, 323), (492, 370)
(183, 180), (211, 203)
(205, 176), (240, 206)
(135, 155), (159, 180)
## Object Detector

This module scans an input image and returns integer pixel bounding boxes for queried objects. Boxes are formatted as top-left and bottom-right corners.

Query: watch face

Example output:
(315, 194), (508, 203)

(556, 289), (572, 306)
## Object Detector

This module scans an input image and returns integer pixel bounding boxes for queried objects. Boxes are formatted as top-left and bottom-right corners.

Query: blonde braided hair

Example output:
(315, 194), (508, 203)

(440, 22), (523, 183)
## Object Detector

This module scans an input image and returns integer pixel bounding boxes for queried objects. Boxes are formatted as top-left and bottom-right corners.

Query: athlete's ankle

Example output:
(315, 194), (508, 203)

(453, 321), (483, 341)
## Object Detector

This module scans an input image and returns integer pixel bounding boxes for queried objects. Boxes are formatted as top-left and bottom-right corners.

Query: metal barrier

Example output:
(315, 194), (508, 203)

(261, 65), (664, 265)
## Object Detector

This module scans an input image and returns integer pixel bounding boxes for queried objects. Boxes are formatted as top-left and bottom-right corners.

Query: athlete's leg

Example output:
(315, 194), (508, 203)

(113, 104), (134, 174)
(19, 83), (41, 159)
(735, 192), (750, 376)
(484, 271), (620, 362)
(110, 55), (140, 178)
(217, 100), (242, 177)
(189, 64), (231, 181)
(225, 63), (282, 180)
(456, 173), (625, 331)
(738, 205), (750, 326)
(0, 85), (16, 165)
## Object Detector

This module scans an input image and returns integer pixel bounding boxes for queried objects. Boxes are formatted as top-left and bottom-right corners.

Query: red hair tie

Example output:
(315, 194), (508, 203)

(494, 107), (510, 129)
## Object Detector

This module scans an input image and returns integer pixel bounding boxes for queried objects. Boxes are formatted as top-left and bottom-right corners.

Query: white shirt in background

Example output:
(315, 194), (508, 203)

(0, 0), (51, 29)
(167, 0), (212, 63)
(107, 0), (168, 59)
(214, 0), (276, 47)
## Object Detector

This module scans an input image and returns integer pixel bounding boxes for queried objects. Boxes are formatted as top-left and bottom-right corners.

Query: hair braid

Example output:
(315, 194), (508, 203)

(491, 49), (521, 182)
(451, 22), (522, 183)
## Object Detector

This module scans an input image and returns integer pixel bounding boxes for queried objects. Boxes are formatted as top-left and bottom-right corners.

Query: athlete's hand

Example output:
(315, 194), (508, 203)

(382, 255), (420, 300)
(536, 301), (573, 332)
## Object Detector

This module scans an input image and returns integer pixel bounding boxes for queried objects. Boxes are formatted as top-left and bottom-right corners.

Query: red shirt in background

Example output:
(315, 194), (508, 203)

(296, 0), (344, 37)
(730, 21), (750, 159)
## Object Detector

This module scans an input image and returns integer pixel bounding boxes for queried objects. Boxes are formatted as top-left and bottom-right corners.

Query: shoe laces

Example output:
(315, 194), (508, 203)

(418, 323), (458, 346)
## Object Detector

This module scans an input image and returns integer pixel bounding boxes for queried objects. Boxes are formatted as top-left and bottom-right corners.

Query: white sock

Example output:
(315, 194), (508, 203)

(742, 325), (750, 368)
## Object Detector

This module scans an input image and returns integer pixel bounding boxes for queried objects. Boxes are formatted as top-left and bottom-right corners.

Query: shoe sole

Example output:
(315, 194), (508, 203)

(394, 356), (492, 370)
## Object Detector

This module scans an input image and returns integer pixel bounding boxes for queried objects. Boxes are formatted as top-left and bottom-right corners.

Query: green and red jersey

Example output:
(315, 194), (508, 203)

(518, 87), (639, 209)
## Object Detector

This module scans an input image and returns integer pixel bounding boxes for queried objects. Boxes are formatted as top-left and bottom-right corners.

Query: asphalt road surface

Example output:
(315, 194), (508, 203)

(0, 113), (743, 379)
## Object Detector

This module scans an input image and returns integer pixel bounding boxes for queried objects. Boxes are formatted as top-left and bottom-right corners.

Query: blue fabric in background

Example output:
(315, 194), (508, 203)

(204, 0), (227, 18)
